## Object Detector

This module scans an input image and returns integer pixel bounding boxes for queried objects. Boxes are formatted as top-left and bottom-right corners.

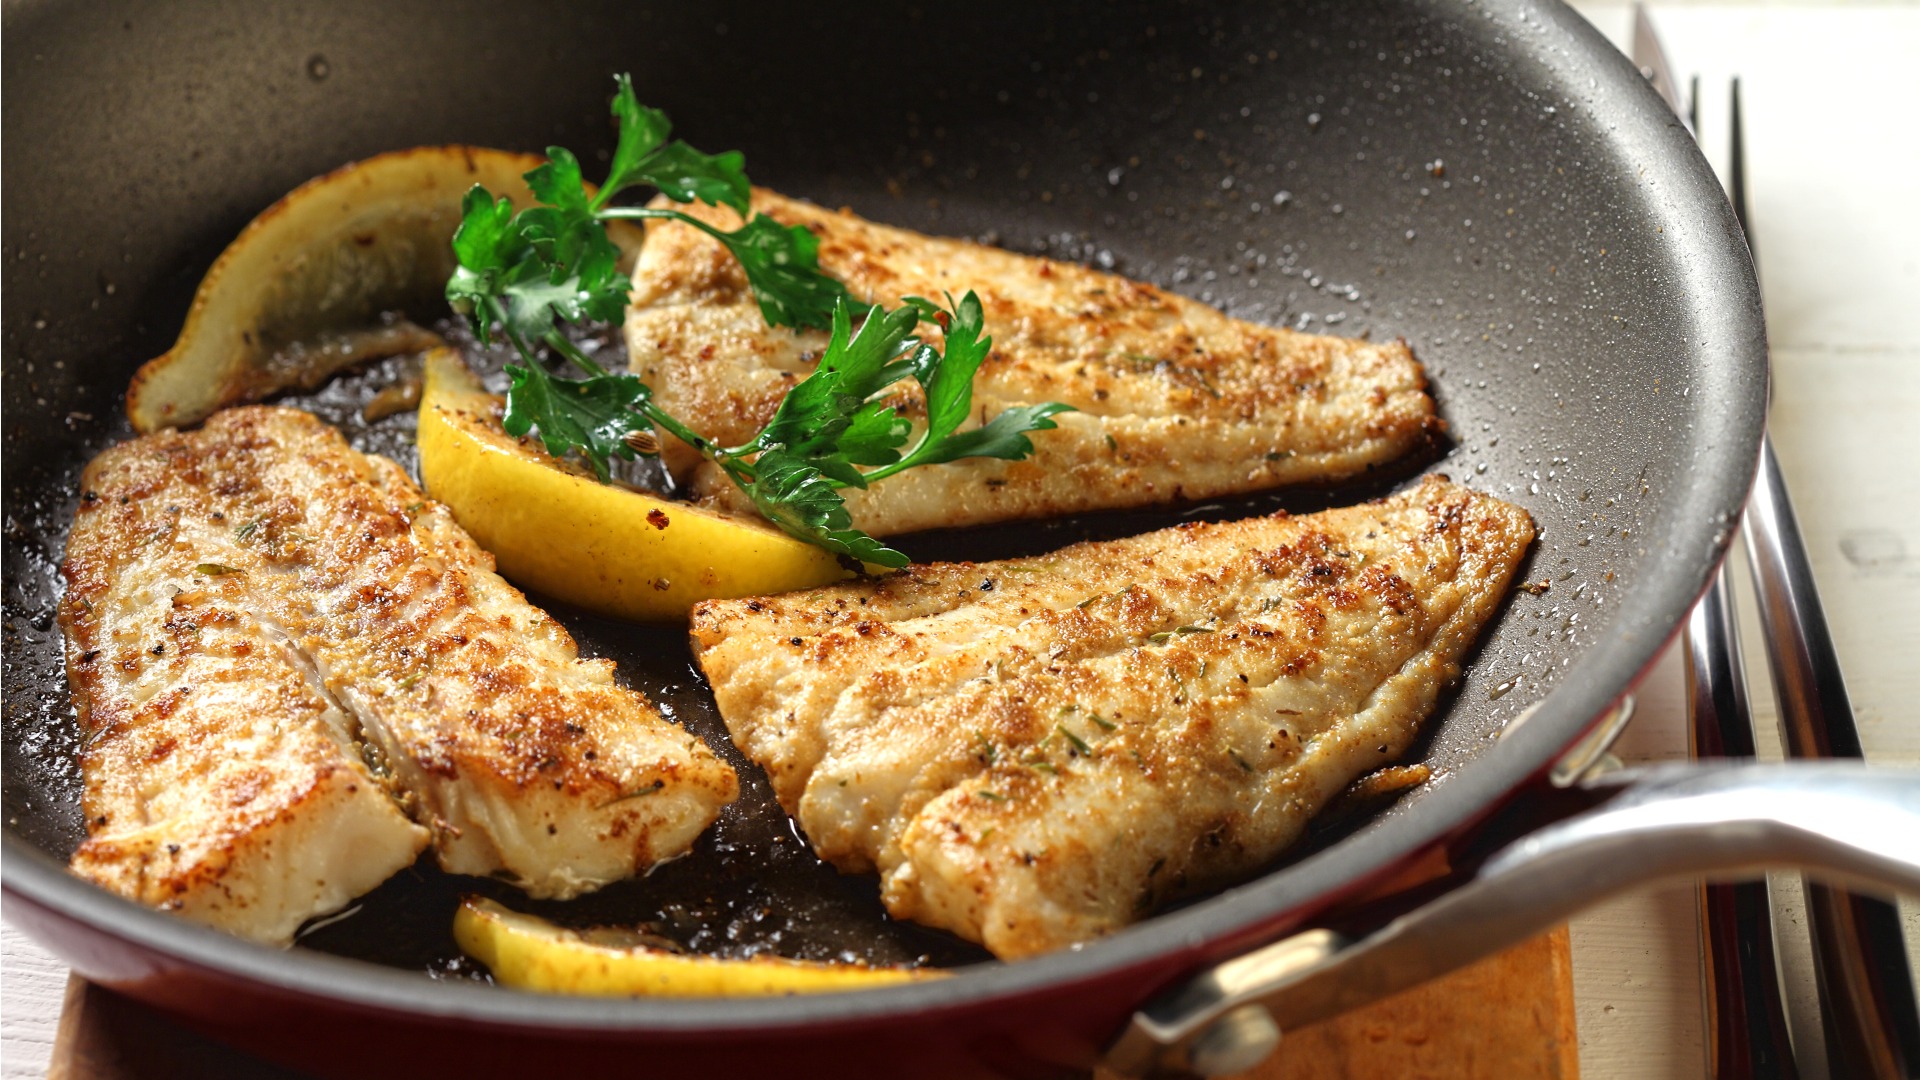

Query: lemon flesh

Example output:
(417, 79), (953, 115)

(454, 897), (942, 996)
(417, 349), (848, 621)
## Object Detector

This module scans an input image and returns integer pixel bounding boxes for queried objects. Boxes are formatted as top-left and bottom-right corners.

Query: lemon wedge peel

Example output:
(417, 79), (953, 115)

(417, 349), (849, 622)
(454, 897), (943, 997)
(126, 145), (644, 433)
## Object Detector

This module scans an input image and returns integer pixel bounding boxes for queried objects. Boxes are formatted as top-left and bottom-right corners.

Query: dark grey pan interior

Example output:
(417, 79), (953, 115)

(2, 0), (1762, 1031)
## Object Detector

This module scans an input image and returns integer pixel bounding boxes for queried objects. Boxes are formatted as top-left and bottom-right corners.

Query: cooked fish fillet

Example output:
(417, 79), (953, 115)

(690, 476), (1531, 958)
(61, 407), (737, 940)
(626, 189), (1438, 536)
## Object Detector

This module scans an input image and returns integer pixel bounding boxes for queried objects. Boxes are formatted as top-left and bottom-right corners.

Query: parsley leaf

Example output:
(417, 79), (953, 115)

(444, 76), (1075, 572)
(596, 74), (749, 215)
(755, 304), (920, 460)
(501, 364), (655, 483)
(862, 291), (1075, 480)
(744, 450), (908, 568)
(909, 401), (1079, 465)
(756, 290), (1077, 483)
(709, 214), (859, 332)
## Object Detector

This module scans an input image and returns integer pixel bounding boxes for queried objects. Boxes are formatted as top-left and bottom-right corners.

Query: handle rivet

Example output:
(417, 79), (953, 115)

(1188, 1004), (1282, 1077)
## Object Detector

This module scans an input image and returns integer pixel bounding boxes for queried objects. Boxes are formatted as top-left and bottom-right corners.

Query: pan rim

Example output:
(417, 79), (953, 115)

(0, 0), (1766, 1038)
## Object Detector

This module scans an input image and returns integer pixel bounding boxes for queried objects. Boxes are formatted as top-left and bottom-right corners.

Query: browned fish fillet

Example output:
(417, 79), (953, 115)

(626, 189), (1438, 536)
(61, 407), (737, 941)
(690, 476), (1531, 958)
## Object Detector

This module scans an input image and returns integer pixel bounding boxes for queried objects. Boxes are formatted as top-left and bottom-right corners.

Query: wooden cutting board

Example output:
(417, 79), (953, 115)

(48, 928), (1576, 1079)
(1233, 927), (1579, 1079)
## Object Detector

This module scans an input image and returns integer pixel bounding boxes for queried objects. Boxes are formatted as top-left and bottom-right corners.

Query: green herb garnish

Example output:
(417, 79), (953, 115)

(1148, 625), (1216, 644)
(1056, 724), (1093, 756)
(447, 75), (1072, 568)
(975, 734), (999, 765)
(596, 778), (667, 809)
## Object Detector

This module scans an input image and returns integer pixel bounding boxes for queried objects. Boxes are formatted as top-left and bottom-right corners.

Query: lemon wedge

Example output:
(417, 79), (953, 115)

(126, 145), (643, 433)
(454, 897), (943, 997)
(417, 349), (848, 621)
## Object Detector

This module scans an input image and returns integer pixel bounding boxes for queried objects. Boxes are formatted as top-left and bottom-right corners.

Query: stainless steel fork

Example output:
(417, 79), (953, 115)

(1642, 14), (1920, 1070)
(1727, 73), (1920, 1080)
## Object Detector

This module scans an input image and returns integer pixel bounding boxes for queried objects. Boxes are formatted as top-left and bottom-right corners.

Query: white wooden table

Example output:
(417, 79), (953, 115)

(6, 4), (1918, 1076)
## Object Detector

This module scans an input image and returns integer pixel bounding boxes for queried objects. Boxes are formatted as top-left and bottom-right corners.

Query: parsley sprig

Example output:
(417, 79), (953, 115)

(445, 76), (1073, 569)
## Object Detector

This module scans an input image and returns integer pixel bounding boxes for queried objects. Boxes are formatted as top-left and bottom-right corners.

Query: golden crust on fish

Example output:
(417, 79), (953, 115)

(626, 189), (1438, 536)
(690, 476), (1531, 958)
(61, 408), (737, 938)
(62, 422), (429, 943)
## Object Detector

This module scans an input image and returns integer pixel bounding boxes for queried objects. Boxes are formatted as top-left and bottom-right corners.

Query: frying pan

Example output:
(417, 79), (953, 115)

(5, 1), (1912, 1076)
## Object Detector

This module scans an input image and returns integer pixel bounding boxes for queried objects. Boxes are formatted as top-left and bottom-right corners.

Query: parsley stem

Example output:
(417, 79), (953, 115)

(649, 407), (719, 463)
(597, 207), (749, 260)
(598, 206), (732, 239)
(530, 326), (760, 486)
(540, 329), (610, 378)
(857, 454), (926, 485)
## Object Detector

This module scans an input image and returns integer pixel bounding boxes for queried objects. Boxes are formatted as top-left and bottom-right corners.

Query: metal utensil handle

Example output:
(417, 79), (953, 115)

(1104, 761), (1920, 1079)
(1687, 566), (1800, 1078)
(1745, 440), (1920, 1077)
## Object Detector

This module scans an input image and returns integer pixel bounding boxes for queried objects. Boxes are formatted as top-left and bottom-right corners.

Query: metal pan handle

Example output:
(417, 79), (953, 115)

(1103, 761), (1920, 1078)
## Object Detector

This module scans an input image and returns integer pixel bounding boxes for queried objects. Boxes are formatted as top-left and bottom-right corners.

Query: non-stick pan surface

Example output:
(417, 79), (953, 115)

(1, 0), (1764, 1075)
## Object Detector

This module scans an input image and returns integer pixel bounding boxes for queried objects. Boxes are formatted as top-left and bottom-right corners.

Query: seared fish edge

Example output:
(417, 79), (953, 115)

(691, 476), (1531, 958)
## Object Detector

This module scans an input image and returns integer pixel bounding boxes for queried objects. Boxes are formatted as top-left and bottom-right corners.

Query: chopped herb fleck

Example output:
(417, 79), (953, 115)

(1056, 724), (1092, 755)
(234, 518), (263, 542)
(975, 789), (1007, 802)
(596, 779), (666, 808)
(1088, 713), (1116, 731)
(194, 563), (242, 576)
(1227, 747), (1255, 772)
